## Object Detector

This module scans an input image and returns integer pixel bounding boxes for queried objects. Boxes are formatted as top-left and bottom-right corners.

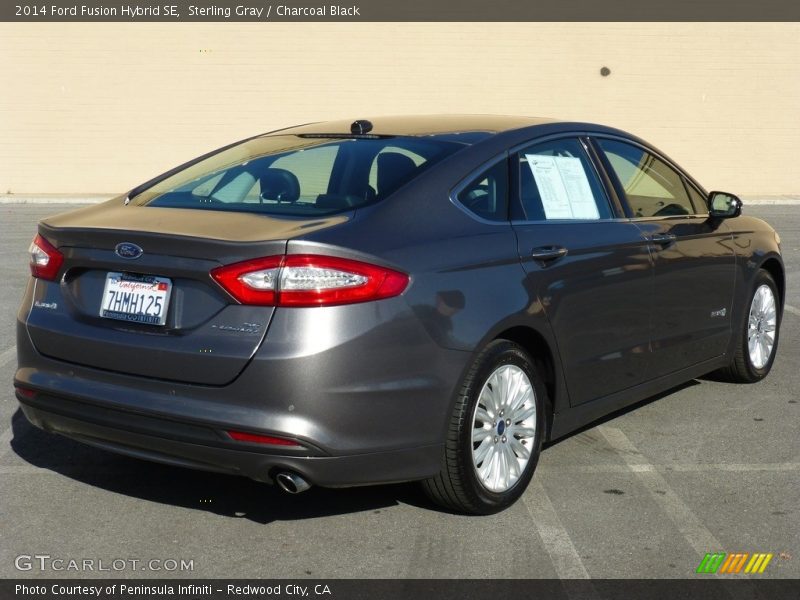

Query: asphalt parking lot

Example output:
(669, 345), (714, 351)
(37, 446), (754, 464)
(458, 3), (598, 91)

(0, 204), (797, 580)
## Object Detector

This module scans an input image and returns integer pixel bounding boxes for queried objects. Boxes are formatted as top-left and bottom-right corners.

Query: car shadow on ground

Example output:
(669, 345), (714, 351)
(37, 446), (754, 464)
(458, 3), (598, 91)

(8, 379), (703, 522)
(7, 409), (434, 523)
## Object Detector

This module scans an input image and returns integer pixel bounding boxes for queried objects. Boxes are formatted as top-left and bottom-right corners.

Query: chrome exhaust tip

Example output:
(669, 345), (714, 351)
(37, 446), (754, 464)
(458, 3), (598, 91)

(275, 471), (311, 494)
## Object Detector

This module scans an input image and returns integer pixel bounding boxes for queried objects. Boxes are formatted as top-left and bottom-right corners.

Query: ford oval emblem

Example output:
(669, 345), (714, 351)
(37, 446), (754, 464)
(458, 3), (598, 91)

(115, 242), (143, 259)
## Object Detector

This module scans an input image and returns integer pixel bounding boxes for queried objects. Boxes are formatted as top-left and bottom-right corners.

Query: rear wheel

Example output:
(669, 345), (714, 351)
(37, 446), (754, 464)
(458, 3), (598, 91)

(422, 340), (546, 514)
(719, 269), (780, 382)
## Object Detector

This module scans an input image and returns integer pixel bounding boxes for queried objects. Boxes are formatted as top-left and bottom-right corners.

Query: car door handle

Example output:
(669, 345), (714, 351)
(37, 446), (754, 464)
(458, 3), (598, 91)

(647, 233), (677, 246)
(530, 246), (568, 262)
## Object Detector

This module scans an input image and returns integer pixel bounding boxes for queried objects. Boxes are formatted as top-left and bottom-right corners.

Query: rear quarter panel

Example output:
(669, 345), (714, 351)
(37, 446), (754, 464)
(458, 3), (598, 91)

(288, 146), (570, 431)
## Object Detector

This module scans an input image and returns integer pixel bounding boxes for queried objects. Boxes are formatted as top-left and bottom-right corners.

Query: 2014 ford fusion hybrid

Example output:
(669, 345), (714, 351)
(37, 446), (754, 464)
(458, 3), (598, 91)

(14, 115), (784, 514)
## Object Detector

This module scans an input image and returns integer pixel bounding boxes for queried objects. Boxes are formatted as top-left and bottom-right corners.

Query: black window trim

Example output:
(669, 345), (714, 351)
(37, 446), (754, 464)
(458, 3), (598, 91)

(449, 131), (713, 226)
(450, 131), (630, 226)
(588, 134), (711, 221)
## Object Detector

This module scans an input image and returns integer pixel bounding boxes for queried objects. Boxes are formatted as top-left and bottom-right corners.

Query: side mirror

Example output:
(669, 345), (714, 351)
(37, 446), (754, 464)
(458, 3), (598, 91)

(708, 191), (742, 219)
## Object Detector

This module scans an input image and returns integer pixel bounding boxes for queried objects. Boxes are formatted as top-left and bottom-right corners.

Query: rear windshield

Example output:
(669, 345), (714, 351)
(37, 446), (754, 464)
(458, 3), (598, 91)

(134, 135), (464, 216)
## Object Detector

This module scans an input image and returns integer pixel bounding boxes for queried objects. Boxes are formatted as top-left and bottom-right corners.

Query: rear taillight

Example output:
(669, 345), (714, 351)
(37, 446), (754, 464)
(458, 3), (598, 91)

(211, 254), (409, 307)
(210, 256), (282, 306)
(29, 234), (64, 281)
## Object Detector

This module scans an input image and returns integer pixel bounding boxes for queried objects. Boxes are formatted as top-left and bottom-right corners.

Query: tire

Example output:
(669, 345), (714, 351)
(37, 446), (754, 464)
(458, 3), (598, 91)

(718, 269), (781, 383)
(422, 340), (546, 514)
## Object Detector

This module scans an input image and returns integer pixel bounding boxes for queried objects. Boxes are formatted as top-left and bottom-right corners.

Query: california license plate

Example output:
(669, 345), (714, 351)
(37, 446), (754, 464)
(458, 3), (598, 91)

(100, 272), (172, 326)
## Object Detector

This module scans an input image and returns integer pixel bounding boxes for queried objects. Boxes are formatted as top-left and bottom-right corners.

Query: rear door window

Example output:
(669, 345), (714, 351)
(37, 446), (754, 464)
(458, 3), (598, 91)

(514, 137), (612, 221)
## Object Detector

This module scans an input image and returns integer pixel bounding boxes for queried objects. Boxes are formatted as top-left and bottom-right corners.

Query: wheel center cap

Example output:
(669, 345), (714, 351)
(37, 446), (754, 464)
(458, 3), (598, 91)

(497, 420), (506, 435)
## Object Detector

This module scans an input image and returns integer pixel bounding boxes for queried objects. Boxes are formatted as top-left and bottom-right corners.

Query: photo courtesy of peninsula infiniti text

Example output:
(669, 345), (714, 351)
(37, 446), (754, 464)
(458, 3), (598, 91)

(14, 115), (784, 514)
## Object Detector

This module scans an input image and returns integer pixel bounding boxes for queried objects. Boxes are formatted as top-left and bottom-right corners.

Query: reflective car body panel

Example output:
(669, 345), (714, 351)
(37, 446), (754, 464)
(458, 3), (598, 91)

(514, 221), (654, 405)
(633, 217), (736, 377)
(14, 115), (784, 488)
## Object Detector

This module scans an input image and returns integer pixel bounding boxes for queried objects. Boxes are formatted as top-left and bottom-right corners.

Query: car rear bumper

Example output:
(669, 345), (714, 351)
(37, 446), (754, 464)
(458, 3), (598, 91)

(14, 295), (468, 487)
(16, 391), (442, 487)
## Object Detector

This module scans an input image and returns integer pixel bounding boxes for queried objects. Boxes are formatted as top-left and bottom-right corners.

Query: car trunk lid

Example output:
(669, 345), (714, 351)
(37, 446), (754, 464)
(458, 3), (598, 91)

(26, 202), (348, 385)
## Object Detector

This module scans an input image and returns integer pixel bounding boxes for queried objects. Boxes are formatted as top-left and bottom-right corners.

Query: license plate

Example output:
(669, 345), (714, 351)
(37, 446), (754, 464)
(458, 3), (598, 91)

(100, 272), (172, 326)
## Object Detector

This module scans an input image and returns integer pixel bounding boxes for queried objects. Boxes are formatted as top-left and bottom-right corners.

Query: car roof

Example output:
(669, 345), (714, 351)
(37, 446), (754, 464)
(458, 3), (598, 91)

(271, 114), (559, 138)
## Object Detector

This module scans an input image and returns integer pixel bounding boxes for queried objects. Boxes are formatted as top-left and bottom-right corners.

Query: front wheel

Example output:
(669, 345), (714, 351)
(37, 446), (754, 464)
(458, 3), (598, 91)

(422, 340), (546, 514)
(719, 269), (781, 383)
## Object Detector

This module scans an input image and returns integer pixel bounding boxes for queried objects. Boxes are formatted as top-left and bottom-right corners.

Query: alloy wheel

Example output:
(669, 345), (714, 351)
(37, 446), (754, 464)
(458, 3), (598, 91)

(470, 364), (537, 493)
(747, 284), (777, 370)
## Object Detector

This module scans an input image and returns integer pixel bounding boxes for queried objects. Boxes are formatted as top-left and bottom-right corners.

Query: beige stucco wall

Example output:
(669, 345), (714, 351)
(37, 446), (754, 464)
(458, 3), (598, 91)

(1, 22), (798, 195)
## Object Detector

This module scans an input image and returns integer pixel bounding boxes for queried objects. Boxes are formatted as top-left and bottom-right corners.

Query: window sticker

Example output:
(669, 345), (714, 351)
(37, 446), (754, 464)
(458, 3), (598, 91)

(524, 154), (600, 220)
